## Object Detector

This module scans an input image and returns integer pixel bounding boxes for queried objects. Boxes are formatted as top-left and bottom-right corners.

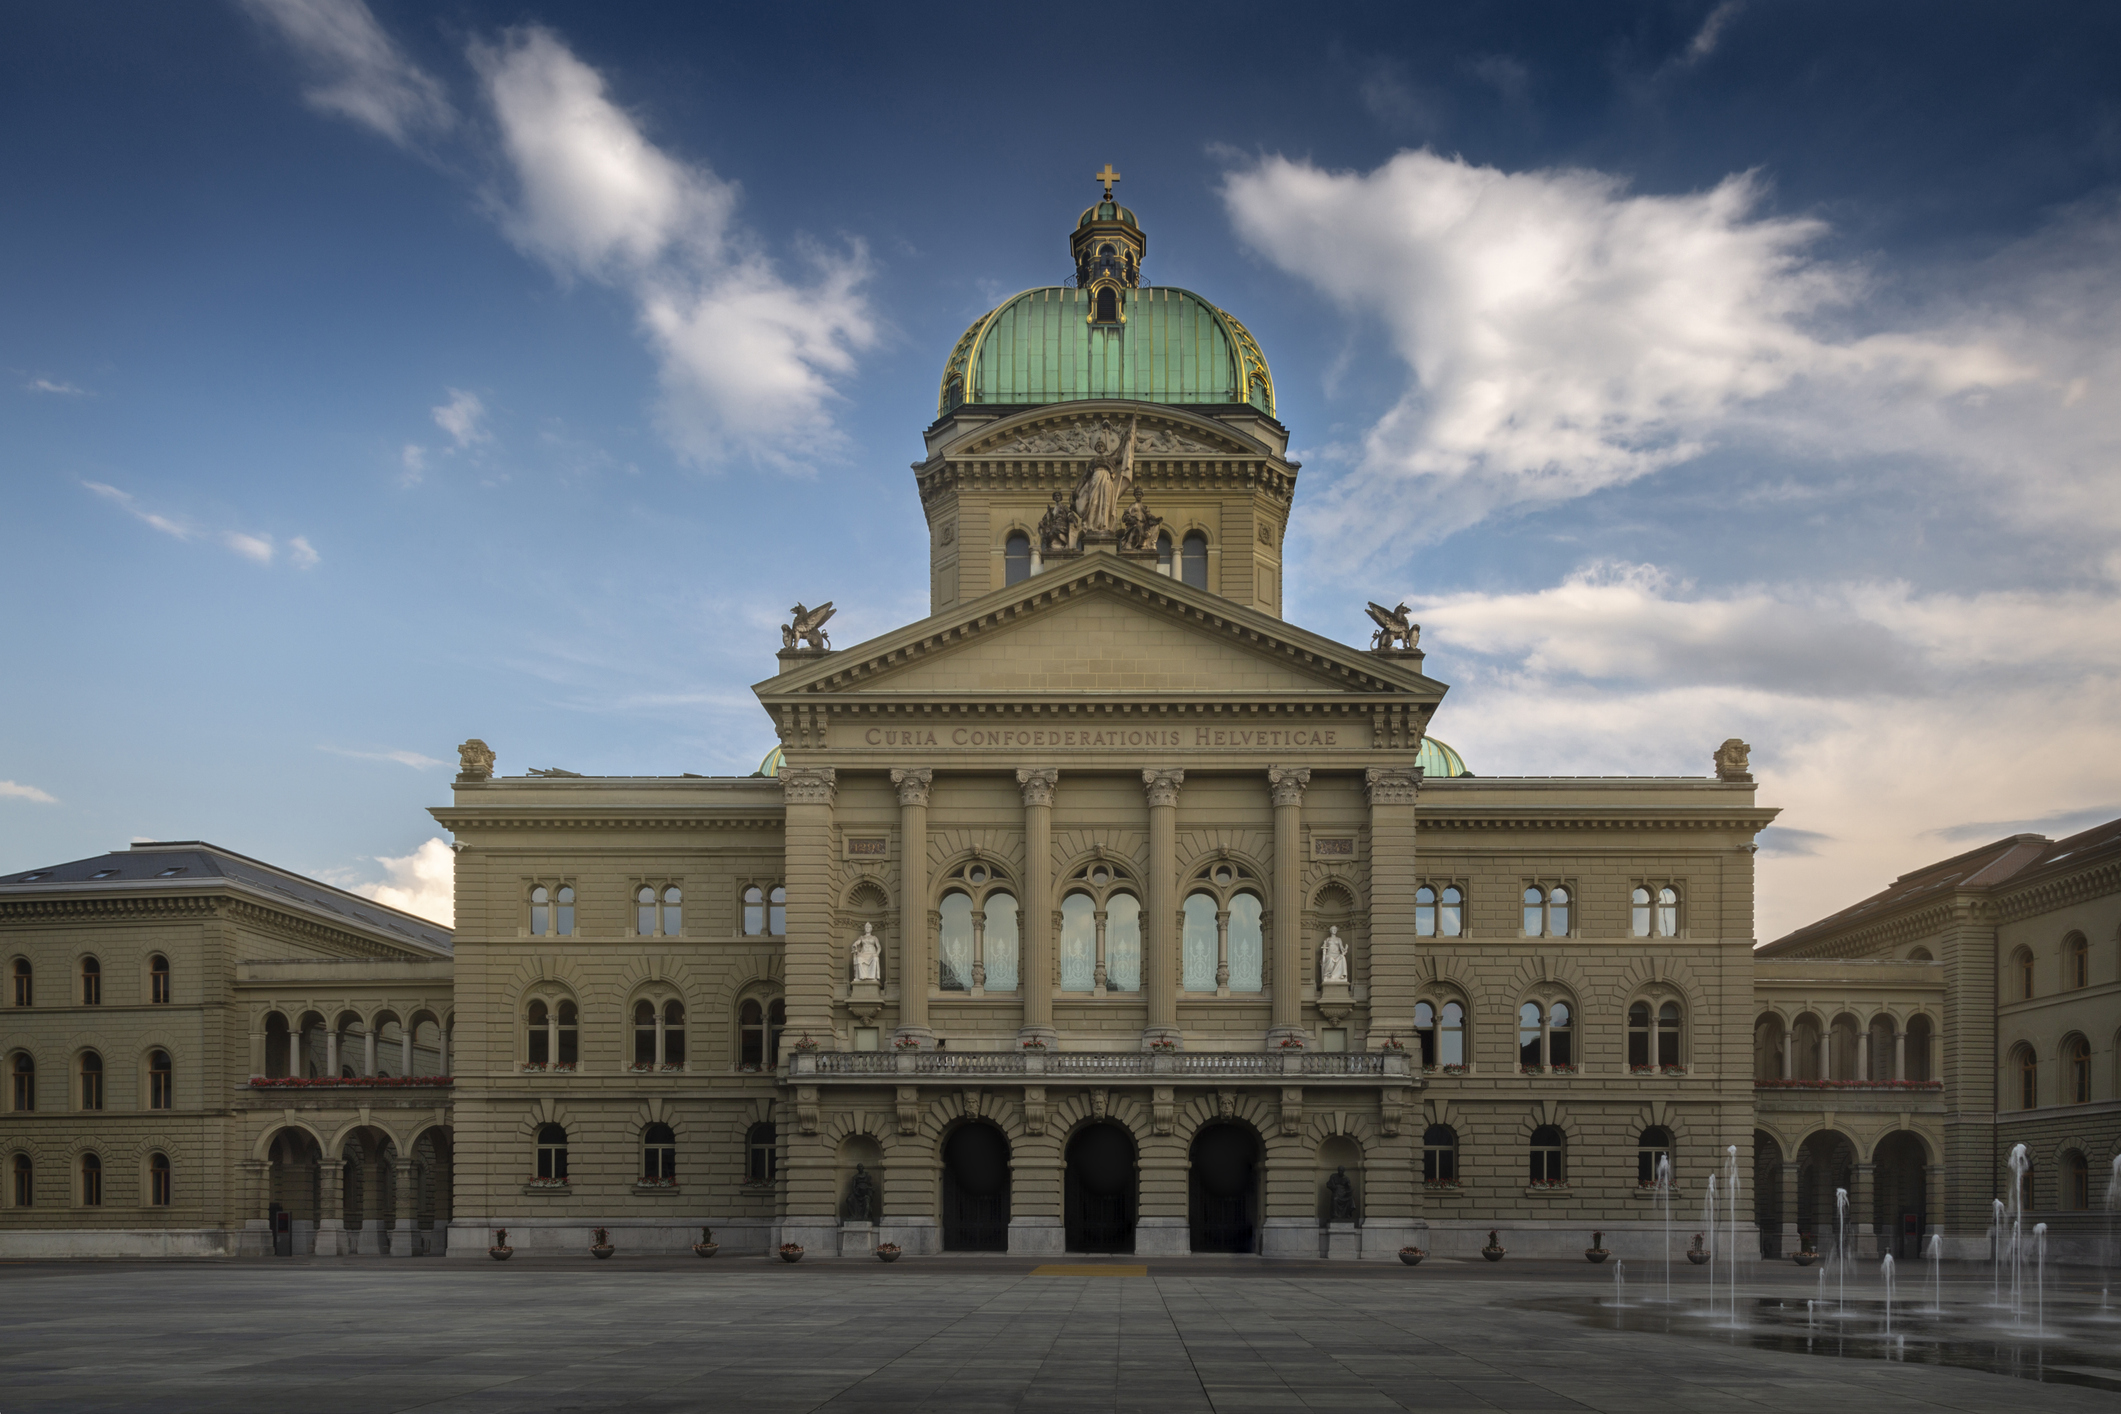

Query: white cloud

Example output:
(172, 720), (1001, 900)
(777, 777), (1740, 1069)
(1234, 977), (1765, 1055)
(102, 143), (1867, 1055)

(1683, 2), (1746, 65)
(83, 480), (194, 540)
(319, 745), (447, 769)
(85, 482), (316, 569)
(240, 0), (453, 147)
(1404, 564), (2121, 941)
(431, 388), (488, 448)
(470, 27), (876, 469)
(288, 535), (320, 569)
(1221, 151), (2063, 558)
(400, 443), (427, 472)
(223, 531), (275, 564)
(0, 781), (58, 805)
(25, 377), (86, 395)
(345, 836), (455, 926)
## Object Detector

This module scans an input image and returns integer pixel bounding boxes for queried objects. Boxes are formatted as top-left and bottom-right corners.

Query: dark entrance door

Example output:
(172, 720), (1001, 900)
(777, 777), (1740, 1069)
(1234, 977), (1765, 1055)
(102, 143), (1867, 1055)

(1189, 1123), (1259, 1253)
(942, 1123), (1011, 1251)
(271, 1205), (292, 1257)
(1065, 1122), (1136, 1253)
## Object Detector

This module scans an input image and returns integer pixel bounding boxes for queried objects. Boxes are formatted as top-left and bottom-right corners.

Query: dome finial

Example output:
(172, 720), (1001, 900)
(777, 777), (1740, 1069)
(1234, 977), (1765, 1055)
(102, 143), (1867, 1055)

(1094, 162), (1121, 199)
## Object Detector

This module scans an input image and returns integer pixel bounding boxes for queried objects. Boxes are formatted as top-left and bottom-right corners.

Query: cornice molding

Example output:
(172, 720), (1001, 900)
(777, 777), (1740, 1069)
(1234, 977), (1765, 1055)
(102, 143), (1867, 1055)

(1417, 812), (1778, 832)
(0, 891), (439, 963)
(430, 810), (784, 831)
(1996, 857), (2121, 923)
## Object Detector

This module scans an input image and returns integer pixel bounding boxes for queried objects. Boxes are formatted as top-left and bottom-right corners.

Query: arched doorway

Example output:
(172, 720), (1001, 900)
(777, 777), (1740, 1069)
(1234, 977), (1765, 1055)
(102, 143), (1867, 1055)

(1065, 1122), (1136, 1254)
(409, 1126), (453, 1256)
(1796, 1130), (1856, 1253)
(1873, 1131), (1928, 1256)
(1189, 1122), (1260, 1253)
(340, 1126), (399, 1255)
(941, 1122), (1010, 1251)
(264, 1127), (319, 1255)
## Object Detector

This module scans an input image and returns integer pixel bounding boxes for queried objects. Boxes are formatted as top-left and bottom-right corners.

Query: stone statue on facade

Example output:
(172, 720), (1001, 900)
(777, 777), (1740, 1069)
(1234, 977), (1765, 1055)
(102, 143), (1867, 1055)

(851, 923), (881, 982)
(1037, 490), (1081, 553)
(1319, 926), (1349, 984)
(456, 738), (495, 781)
(1365, 601), (1419, 651)
(1714, 738), (1752, 782)
(782, 602), (835, 651)
(1073, 415), (1138, 533)
(843, 1164), (876, 1222)
(1118, 488), (1163, 551)
(1326, 1166), (1355, 1222)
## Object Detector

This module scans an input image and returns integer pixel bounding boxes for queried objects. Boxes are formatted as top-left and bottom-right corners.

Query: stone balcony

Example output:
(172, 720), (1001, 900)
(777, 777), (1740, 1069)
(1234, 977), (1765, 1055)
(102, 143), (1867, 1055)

(788, 1049), (1414, 1085)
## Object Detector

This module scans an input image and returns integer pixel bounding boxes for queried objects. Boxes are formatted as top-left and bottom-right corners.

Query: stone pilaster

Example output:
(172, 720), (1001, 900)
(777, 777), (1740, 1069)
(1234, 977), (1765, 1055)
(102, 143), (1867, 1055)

(1364, 767), (1421, 1046)
(780, 767), (838, 1043)
(1017, 768), (1059, 1046)
(892, 769), (935, 1044)
(1141, 769), (1184, 1047)
(389, 1156), (417, 1257)
(1266, 766), (1310, 1045)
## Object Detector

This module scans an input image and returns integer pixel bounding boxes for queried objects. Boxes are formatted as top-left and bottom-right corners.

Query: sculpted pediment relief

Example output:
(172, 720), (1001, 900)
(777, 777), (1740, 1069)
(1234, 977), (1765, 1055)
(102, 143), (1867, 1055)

(966, 412), (1248, 460)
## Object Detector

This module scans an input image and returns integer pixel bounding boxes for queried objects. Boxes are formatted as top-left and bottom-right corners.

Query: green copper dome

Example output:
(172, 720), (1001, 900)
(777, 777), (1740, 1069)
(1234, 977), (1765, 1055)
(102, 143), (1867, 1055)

(1078, 199), (1139, 230)
(938, 285), (1275, 418)
(1417, 736), (1469, 778)
(755, 745), (783, 778)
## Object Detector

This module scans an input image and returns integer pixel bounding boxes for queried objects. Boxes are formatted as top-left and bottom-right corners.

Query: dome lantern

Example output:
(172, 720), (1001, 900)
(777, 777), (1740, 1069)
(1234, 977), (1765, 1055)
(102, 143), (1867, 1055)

(1071, 164), (1145, 321)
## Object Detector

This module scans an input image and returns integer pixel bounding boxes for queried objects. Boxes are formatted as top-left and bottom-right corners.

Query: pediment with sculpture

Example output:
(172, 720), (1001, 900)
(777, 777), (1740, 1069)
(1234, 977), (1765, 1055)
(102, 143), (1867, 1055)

(960, 407), (1260, 461)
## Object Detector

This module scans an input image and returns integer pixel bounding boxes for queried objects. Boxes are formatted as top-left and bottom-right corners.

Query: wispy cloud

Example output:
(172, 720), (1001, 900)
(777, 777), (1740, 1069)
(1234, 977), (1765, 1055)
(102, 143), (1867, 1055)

(84, 481), (316, 568)
(0, 781), (59, 805)
(431, 387), (488, 448)
(84, 480), (195, 540)
(223, 531), (275, 564)
(288, 536), (320, 569)
(1682, 2), (1746, 66)
(319, 745), (448, 769)
(25, 377), (87, 395)
(239, 0), (454, 148)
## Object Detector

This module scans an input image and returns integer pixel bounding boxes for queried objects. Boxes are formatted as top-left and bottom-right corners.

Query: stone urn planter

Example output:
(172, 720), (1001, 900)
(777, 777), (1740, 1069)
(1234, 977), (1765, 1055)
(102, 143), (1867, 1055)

(876, 1243), (902, 1263)
(488, 1228), (513, 1261)
(693, 1226), (720, 1259)
(1686, 1233), (1711, 1266)
(589, 1227), (615, 1260)
(1584, 1232), (1610, 1264)
(1481, 1230), (1506, 1262)
(778, 1243), (805, 1264)
(1792, 1238), (1818, 1267)
(1397, 1247), (1425, 1266)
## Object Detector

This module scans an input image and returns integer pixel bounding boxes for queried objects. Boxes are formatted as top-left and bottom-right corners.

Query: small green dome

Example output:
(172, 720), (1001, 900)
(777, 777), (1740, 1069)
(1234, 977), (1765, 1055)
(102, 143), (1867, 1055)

(1078, 200), (1138, 230)
(938, 285), (1275, 417)
(755, 745), (783, 778)
(1417, 736), (1469, 778)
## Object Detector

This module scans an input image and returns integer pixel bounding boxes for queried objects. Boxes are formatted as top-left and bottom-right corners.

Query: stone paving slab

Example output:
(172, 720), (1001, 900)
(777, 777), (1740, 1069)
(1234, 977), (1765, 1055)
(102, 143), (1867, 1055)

(0, 1259), (2113, 1412)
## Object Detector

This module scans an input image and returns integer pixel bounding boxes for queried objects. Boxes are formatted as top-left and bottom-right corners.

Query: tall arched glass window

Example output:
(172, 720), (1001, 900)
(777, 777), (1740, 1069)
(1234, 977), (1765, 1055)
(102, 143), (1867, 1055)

(149, 1152), (172, 1206)
(1105, 894), (1142, 992)
(554, 886), (575, 936)
(1059, 893), (1096, 992)
(1095, 286), (1118, 322)
(2018, 1047), (2037, 1109)
(939, 891), (975, 991)
(1005, 531), (1031, 586)
(1628, 1002), (1652, 1069)
(633, 1001), (658, 1068)
(742, 886), (766, 935)
(149, 954), (170, 1004)
(10, 959), (27, 1007)
(769, 886), (786, 935)
(1422, 1125), (1457, 1185)
(1657, 1003), (1682, 1067)
(662, 1001), (685, 1067)
(1180, 531), (1208, 588)
(556, 1001), (578, 1066)
(1181, 893), (1219, 991)
(80, 957), (100, 1005)
(1227, 894), (1264, 992)
(149, 1050), (172, 1110)
(10, 1054), (33, 1111)
(1631, 886), (1653, 937)
(1438, 886), (1463, 937)
(1656, 887), (1679, 937)
(536, 1123), (568, 1181)
(2065, 1151), (2090, 1209)
(80, 1152), (102, 1206)
(1518, 1003), (1543, 1071)
(642, 1123), (676, 1182)
(526, 1000), (549, 1066)
(1549, 1001), (1572, 1067)
(1529, 1125), (1565, 1184)
(661, 886), (682, 936)
(530, 886), (549, 936)
(740, 998), (786, 1071)
(983, 893), (1020, 992)
(2016, 949), (2035, 999)
(2068, 1037), (2091, 1102)
(1414, 1001), (1436, 1068)
(1417, 886), (1438, 936)
(1438, 1001), (1465, 1066)
(636, 887), (657, 936)
(2067, 933), (2088, 989)
(12, 1152), (31, 1206)
(78, 1052), (103, 1111)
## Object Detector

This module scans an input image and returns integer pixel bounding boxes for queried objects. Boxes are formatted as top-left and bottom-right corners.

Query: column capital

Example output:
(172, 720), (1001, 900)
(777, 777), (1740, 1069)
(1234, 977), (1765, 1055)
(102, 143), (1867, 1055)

(890, 768), (934, 807)
(1017, 767), (1059, 808)
(1364, 766), (1421, 806)
(782, 766), (837, 806)
(1141, 768), (1185, 809)
(1267, 765), (1311, 808)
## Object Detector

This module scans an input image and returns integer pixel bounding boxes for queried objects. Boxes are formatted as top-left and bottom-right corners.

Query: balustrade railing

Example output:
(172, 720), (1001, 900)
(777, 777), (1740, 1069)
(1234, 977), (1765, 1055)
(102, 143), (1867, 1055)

(795, 1049), (1410, 1078)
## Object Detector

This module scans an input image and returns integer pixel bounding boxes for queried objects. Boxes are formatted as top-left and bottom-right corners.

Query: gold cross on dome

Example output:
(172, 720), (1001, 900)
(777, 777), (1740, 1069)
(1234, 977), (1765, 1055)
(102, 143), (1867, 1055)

(1094, 164), (1121, 198)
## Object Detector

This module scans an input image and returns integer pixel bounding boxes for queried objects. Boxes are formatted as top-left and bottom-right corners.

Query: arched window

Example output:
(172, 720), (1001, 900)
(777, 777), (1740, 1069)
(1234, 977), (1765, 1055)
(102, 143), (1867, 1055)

(940, 891), (976, 991)
(743, 886), (766, 935)
(535, 1123), (568, 1181)
(2014, 947), (2035, 1000)
(1438, 1001), (1465, 1067)
(1105, 893), (1142, 993)
(1906, 947), (1933, 962)
(1227, 893), (1263, 992)
(80, 956), (100, 1006)
(2015, 1046), (2038, 1109)
(80, 1152), (102, 1206)
(1630, 1002), (1685, 1070)
(149, 954), (170, 1004)
(746, 1122), (777, 1184)
(1529, 1125), (1565, 1185)
(79, 1052), (103, 1111)
(148, 1050), (172, 1110)
(1155, 531), (1173, 576)
(1658, 1002), (1683, 1068)
(636, 887), (657, 936)
(525, 1000), (549, 1067)
(1005, 531), (1031, 586)
(1518, 1002), (1543, 1071)
(1631, 886), (1682, 937)
(1905, 1014), (1933, 1081)
(2066, 1037), (2091, 1103)
(1522, 886), (1569, 937)
(984, 892), (1020, 992)
(1058, 892), (1095, 991)
(530, 886), (548, 935)
(633, 1001), (657, 1069)
(11, 1152), (30, 1207)
(1637, 1126), (1673, 1187)
(2064, 1151), (2090, 1210)
(2066, 933), (2088, 989)
(741, 885), (786, 936)
(1631, 887), (1652, 937)
(149, 1152), (171, 1207)
(1095, 286), (1118, 322)
(1549, 1001), (1572, 1068)
(1422, 1125), (1458, 1185)
(662, 1000), (685, 1067)
(740, 997), (786, 1071)
(642, 1123), (676, 1182)
(11, 1054), (33, 1111)
(556, 1001), (578, 1066)
(1518, 1001), (1573, 1070)
(1657, 887), (1679, 936)
(662, 885), (682, 936)
(554, 886), (575, 936)
(1414, 1001), (1436, 1068)
(1180, 531), (1208, 589)
(1181, 893), (1219, 991)
(10, 958), (28, 1007)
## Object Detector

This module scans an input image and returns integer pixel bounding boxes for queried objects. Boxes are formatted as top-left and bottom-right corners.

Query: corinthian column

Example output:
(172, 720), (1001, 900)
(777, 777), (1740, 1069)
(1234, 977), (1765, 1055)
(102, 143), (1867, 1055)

(1267, 766), (1310, 1045)
(1017, 768), (1059, 1047)
(892, 769), (934, 1045)
(1141, 769), (1184, 1048)
(780, 767), (838, 1044)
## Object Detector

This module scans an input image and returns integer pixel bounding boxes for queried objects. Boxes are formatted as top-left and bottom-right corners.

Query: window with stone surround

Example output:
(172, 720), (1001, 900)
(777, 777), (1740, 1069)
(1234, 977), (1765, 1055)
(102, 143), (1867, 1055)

(1521, 885), (1570, 938)
(1528, 1125), (1565, 1185)
(148, 1050), (172, 1110)
(2011, 1044), (2037, 1108)
(634, 884), (683, 937)
(1516, 998), (1574, 1071)
(739, 996), (786, 1071)
(149, 1152), (172, 1206)
(1422, 1125), (1458, 1186)
(747, 1122), (778, 1184)
(743, 884), (786, 936)
(1058, 860), (1141, 994)
(1637, 1126), (1674, 1187)
(10, 1152), (29, 1206)
(80, 956), (100, 1005)
(79, 1152), (103, 1206)
(149, 953), (170, 1004)
(78, 1051), (103, 1111)
(2064, 1150), (2090, 1210)
(1180, 530), (1208, 588)
(10, 1053), (32, 1111)
(2065, 1035), (2091, 1103)
(1631, 885), (1681, 937)
(1628, 1000), (1684, 1071)
(1414, 997), (1467, 1069)
(642, 1123), (676, 1182)
(10, 958), (28, 1007)
(2066, 932), (2088, 989)
(528, 884), (576, 937)
(2012, 947), (2035, 1000)
(523, 995), (578, 1070)
(535, 1124), (568, 1181)
(1415, 884), (1463, 937)
(1005, 531), (1031, 586)
(1183, 860), (1263, 994)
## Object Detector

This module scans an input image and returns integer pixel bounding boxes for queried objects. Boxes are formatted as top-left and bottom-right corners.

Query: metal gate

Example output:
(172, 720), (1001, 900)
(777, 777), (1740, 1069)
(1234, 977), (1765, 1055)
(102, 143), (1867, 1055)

(1190, 1190), (1252, 1254)
(943, 1172), (1009, 1251)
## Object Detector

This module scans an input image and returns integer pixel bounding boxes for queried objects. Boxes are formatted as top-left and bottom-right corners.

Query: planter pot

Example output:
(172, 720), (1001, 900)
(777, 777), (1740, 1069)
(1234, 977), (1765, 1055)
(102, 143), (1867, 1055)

(1397, 1248), (1425, 1266)
(1481, 1247), (1506, 1263)
(488, 1246), (513, 1261)
(778, 1246), (804, 1264)
(876, 1246), (901, 1263)
(1585, 1249), (1610, 1264)
(1686, 1250), (1711, 1266)
(693, 1243), (720, 1259)
(1792, 1251), (1818, 1267)
(590, 1245), (615, 1260)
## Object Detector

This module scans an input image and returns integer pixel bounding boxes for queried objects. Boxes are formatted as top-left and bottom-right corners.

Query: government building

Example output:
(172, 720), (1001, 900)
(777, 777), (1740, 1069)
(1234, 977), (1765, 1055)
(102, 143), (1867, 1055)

(3, 181), (2115, 1264)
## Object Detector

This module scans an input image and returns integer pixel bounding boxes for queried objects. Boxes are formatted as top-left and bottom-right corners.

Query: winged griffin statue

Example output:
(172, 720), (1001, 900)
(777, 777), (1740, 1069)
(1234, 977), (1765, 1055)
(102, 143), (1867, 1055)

(782, 602), (836, 651)
(1365, 601), (1419, 652)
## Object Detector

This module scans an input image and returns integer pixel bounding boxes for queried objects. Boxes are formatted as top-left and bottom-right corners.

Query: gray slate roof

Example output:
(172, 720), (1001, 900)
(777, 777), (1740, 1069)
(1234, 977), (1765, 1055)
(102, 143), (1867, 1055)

(0, 841), (451, 955)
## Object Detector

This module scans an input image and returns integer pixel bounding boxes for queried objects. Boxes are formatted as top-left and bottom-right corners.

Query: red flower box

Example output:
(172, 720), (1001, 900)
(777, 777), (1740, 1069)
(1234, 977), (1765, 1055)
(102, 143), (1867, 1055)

(249, 1076), (452, 1088)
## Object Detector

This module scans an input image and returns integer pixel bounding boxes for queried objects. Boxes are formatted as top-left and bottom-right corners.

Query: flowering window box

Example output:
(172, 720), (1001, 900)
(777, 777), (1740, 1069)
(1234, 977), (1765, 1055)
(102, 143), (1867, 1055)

(1422, 1181), (1462, 1192)
(633, 1177), (678, 1191)
(1436, 1063), (1470, 1075)
(523, 1176), (569, 1191)
(1525, 1180), (1570, 1192)
(1630, 1065), (1683, 1076)
(1519, 1065), (1544, 1075)
(522, 1062), (578, 1074)
(1547, 1064), (1578, 1075)
(248, 1076), (452, 1089)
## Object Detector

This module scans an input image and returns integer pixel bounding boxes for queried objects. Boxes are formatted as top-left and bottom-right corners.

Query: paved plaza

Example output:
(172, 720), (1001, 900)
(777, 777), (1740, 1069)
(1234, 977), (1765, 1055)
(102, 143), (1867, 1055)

(3, 1256), (2119, 1412)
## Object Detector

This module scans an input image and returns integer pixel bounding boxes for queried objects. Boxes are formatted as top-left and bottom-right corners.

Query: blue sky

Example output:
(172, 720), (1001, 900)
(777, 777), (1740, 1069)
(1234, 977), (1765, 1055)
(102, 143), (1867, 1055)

(5, 1), (2118, 940)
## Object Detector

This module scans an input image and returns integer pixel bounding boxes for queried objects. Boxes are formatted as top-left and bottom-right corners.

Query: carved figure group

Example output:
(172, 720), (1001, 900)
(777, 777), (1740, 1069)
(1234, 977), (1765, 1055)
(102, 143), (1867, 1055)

(851, 923), (881, 982)
(1364, 601), (1419, 652)
(1118, 489), (1164, 551)
(782, 602), (836, 651)
(1037, 491), (1082, 552)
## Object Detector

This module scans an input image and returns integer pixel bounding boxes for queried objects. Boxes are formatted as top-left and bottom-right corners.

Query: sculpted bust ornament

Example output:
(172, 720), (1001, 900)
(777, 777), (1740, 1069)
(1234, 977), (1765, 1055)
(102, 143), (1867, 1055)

(1319, 926), (1349, 984)
(851, 923), (881, 982)
(456, 739), (495, 781)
